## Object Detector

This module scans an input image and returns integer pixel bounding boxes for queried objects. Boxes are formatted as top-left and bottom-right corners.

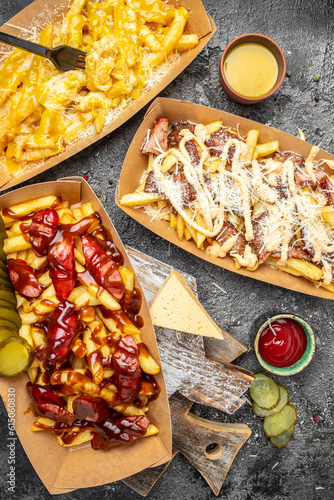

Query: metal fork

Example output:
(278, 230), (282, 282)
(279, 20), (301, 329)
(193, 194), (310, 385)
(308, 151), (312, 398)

(0, 31), (86, 71)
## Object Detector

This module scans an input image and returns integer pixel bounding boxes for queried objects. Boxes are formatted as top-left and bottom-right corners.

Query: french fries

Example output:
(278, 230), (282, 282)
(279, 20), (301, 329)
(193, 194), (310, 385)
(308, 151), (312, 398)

(120, 116), (334, 294)
(1, 194), (161, 450)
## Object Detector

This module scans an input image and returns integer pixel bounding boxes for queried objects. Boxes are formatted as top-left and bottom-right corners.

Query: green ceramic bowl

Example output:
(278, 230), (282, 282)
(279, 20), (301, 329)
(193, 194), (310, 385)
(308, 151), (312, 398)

(254, 314), (315, 376)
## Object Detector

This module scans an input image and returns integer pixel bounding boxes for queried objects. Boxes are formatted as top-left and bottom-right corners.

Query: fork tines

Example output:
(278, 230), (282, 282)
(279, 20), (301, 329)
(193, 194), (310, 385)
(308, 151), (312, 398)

(76, 50), (86, 70)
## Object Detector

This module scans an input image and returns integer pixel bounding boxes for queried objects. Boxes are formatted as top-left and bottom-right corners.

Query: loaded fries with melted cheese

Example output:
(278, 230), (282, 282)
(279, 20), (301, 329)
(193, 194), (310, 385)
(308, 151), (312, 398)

(0, 0), (198, 178)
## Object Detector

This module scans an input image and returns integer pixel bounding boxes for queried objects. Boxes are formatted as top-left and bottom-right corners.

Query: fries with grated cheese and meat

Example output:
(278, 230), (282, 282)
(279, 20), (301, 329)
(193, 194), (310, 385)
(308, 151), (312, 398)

(120, 117), (334, 293)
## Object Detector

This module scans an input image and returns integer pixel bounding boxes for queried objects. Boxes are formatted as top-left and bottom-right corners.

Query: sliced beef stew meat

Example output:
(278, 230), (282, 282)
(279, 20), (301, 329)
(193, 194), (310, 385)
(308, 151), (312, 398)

(167, 122), (196, 148)
(143, 171), (160, 194)
(252, 215), (271, 264)
(205, 128), (237, 160)
(320, 177), (334, 206)
(141, 116), (169, 154)
(271, 246), (312, 261)
(274, 151), (334, 204)
(173, 169), (197, 206)
(273, 178), (289, 199)
(216, 221), (247, 257)
(185, 141), (200, 166)
(294, 167), (328, 187)
(273, 151), (305, 167)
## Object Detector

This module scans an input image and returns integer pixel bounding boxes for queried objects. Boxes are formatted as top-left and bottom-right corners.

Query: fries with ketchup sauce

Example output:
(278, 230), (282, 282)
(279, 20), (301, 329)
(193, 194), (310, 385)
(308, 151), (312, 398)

(0, 195), (160, 449)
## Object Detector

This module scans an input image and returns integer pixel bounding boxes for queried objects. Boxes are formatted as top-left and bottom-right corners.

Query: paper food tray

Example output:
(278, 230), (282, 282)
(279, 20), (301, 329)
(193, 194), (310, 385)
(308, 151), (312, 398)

(0, 177), (172, 494)
(116, 97), (334, 301)
(0, 0), (215, 191)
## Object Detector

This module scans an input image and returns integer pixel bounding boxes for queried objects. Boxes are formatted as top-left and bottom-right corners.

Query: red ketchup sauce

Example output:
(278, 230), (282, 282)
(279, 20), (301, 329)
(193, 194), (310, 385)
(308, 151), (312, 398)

(258, 318), (307, 368)
(7, 259), (44, 298)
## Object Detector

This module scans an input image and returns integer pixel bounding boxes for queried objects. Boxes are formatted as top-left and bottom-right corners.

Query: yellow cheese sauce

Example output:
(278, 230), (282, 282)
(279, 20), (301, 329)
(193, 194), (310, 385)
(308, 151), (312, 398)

(223, 43), (279, 97)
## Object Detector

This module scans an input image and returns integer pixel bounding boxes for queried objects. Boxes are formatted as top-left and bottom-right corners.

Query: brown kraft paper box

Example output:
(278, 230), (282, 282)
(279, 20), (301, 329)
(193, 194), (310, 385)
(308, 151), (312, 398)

(0, 177), (172, 494)
(116, 97), (334, 301)
(0, 0), (215, 191)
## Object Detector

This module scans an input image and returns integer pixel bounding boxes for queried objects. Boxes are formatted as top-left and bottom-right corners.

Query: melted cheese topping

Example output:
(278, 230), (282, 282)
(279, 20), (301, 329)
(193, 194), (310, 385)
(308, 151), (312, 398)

(0, 0), (198, 178)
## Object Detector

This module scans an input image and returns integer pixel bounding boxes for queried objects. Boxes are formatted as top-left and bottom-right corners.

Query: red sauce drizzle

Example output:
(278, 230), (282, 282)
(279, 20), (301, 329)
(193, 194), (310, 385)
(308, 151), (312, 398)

(29, 208), (59, 257)
(258, 318), (307, 368)
(3, 208), (36, 221)
(20, 221), (31, 234)
(7, 259), (43, 298)
(45, 301), (81, 367)
(2, 197), (61, 220)
(121, 287), (143, 328)
(91, 225), (124, 266)
(18, 208), (158, 450)
(99, 303), (143, 331)
(33, 414), (150, 450)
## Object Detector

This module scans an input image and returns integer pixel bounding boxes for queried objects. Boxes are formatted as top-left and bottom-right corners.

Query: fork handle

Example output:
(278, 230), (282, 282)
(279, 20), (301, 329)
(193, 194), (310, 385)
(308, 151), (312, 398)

(0, 31), (49, 57)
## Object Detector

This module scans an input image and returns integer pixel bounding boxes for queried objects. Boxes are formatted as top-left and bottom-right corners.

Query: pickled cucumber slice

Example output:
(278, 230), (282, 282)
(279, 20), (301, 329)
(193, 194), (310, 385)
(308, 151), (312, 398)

(0, 307), (21, 329)
(0, 299), (17, 310)
(0, 337), (33, 377)
(0, 278), (13, 289)
(0, 284), (14, 295)
(0, 246), (6, 263)
(0, 289), (16, 306)
(0, 327), (17, 343)
(253, 384), (289, 417)
(263, 404), (297, 437)
(0, 318), (19, 331)
(0, 269), (11, 283)
(0, 259), (7, 272)
(0, 214), (6, 242)
(249, 373), (280, 410)
(270, 424), (295, 448)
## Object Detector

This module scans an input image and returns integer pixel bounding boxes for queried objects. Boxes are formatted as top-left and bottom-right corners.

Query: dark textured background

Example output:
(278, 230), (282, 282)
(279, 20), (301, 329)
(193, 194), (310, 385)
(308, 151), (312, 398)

(1, 1), (334, 499)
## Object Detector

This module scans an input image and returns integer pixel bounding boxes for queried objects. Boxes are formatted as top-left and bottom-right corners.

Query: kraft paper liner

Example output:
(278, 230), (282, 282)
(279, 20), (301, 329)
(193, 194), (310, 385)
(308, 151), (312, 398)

(0, 0), (216, 191)
(116, 97), (334, 301)
(0, 177), (172, 494)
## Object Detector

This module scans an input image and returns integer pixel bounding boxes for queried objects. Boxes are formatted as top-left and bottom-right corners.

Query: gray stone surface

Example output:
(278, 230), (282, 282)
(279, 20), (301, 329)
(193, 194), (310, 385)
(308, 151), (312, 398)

(0, 0), (334, 499)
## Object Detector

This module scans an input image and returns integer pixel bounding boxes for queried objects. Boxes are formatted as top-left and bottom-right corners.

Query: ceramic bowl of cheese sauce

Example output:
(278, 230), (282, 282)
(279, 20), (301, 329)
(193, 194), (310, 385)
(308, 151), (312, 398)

(254, 314), (315, 376)
(219, 33), (286, 104)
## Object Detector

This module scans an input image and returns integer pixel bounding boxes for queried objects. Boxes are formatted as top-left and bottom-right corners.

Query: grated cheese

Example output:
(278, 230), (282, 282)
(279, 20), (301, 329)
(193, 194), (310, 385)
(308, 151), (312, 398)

(142, 122), (334, 282)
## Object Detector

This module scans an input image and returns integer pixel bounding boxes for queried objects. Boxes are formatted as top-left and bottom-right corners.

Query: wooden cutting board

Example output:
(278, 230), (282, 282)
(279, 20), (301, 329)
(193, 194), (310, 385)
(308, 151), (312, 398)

(123, 247), (254, 496)
(124, 393), (251, 496)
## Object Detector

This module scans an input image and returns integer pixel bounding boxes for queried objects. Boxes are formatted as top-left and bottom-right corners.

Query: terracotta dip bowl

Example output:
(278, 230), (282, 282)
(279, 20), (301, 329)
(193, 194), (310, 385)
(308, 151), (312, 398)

(219, 33), (286, 104)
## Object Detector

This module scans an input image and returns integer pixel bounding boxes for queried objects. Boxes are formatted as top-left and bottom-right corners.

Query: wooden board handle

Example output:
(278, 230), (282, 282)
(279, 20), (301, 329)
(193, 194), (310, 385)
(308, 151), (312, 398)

(171, 394), (252, 496)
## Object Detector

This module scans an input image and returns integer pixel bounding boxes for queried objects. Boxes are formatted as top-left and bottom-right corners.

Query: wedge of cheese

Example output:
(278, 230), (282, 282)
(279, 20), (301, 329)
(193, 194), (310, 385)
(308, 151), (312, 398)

(149, 270), (223, 340)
